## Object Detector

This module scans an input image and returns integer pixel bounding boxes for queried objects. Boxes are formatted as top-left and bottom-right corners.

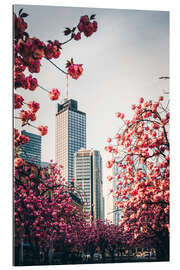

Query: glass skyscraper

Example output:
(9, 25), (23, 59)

(20, 130), (41, 166)
(74, 149), (103, 222)
(55, 99), (86, 185)
(113, 162), (123, 225)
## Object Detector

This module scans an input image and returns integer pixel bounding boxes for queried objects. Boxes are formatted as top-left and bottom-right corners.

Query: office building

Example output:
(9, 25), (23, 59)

(20, 130), (41, 166)
(105, 166), (114, 223)
(40, 161), (50, 168)
(74, 148), (103, 222)
(102, 196), (105, 221)
(55, 99), (86, 185)
(112, 162), (123, 225)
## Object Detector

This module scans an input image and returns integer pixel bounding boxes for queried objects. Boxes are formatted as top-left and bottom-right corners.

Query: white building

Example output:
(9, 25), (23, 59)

(74, 148), (103, 222)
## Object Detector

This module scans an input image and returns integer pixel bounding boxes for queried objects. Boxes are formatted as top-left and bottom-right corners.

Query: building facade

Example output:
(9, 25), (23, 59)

(74, 149), (103, 222)
(20, 130), (41, 166)
(40, 162), (50, 168)
(55, 99), (86, 185)
(112, 164), (122, 225)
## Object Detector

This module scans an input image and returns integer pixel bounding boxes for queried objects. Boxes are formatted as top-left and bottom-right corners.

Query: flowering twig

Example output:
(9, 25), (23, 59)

(38, 84), (49, 93)
(27, 123), (38, 129)
(60, 36), (73, 46)
(46, 58), (68, 75)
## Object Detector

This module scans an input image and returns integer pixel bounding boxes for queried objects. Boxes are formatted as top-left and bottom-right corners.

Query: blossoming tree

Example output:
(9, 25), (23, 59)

(105, 96), (169, 260)
(14, 160), (88, 265)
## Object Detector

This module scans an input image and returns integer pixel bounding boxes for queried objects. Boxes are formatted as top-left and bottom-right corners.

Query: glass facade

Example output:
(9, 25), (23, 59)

(20, 130), (41, 166)
(113, 163), (123, 225)
(74, 149), (103, 222)
(93, 151), (102, 220)
(55, 99), (86, 185)
(68, 110), (86, 182)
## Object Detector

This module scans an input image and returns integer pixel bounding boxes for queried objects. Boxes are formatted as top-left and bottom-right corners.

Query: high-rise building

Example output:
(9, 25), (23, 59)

(55, 99), (86, 185)
(102, 196), (105, 221)
(74, 148), (103, 222)
(20, 130), (41, 166)
(112, 163), (122, 225)
(105, 166), (114, 223)
(40, 161), (50, 168)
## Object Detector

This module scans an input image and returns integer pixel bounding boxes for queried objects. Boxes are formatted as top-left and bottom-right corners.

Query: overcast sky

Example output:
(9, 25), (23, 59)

(14, 4), (169, 194)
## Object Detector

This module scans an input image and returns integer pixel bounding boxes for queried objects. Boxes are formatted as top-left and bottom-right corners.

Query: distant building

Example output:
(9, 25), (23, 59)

(113, 162), (123, 225)
(40, 161), (50, 168)
(104, 151), (114, 223)
(20, 130), (41, 166)
(74, 148), (103, 222)
(55, 99), (86, 185)
(102, 196), (105, 221)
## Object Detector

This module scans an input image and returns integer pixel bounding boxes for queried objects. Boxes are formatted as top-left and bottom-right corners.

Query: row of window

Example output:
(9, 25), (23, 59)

(69, 112), (85, 118)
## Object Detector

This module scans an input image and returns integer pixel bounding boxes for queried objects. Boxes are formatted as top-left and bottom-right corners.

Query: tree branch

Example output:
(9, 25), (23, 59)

(45, 58), (68, 75)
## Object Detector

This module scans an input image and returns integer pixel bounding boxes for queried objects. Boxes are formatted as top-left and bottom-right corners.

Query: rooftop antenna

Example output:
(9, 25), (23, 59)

(66, 74), (69, 99)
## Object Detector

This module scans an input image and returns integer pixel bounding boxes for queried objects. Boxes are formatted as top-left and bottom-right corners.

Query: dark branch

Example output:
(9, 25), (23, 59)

(45, 58), (68, 75)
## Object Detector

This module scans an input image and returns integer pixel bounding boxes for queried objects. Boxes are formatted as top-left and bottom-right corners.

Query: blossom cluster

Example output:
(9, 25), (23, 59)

(14, 94), (24, 109)
(14, 128), (29, 148)
(77, 15), (98, 38)
(14, 14), (27, 39)
(27, 101), (40, 113)
(37, 125), (48, 136)
(49, 88), (60, 100)
(20, 110), (36, 122)
(67, 64), (83, 80)
(14, 72), (38, 90)
(44, 40), (61, 59)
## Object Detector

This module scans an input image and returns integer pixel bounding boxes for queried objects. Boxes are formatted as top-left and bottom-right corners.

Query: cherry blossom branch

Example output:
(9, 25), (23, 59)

(38, 84), (49, 93)
(165, 100), (170, 111)
(60, 36), (73, 46)
(27, 123), (38, 129)
(45, 58), (68, 75)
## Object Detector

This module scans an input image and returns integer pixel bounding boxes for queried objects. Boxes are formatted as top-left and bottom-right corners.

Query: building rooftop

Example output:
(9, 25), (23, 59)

(56, 99), (86, 116)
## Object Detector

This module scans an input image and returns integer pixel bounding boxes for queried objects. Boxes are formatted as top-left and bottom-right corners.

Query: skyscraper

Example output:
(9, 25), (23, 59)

(20, 130), (41, 166)
(112, 163), (122, 225)
(74, 148), (103, 222)
(55, 99), (86, 185)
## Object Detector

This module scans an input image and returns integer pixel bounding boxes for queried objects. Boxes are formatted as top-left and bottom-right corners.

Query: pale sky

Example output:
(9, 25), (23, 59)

(14, 4), (169, 200)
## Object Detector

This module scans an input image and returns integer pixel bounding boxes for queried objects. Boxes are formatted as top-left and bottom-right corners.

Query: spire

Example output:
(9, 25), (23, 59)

(66, 74), (69, 99)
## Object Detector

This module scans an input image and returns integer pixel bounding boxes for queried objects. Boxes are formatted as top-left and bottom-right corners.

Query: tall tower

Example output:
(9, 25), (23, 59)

(55, 99), (86, 185)
(112, 163), (122, 225)
(74, 149), (103, 222)
(20, 130), (41, 166)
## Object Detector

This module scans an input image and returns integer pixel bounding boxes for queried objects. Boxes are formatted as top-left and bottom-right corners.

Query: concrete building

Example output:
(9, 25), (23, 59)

(74, 148), (103, 222)
(40, 161), (50, 168)
(20, 130), (41, 166)
(55, 99), (86, 185)
(112, 163), (123, 225)
(105, 166), (114, 223)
